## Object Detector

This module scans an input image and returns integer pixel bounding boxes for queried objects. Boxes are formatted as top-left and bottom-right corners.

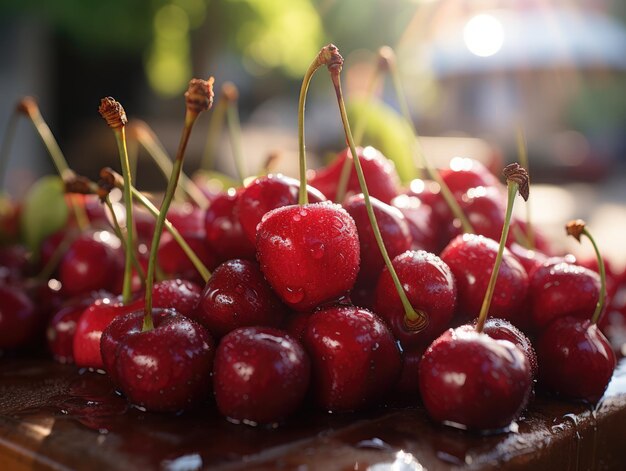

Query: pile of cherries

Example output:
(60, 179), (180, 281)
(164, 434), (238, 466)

(0, 44), (624, 433)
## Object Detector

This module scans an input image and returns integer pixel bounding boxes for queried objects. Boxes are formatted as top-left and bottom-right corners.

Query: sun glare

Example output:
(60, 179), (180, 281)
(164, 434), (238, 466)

(463, 14), (504, 57)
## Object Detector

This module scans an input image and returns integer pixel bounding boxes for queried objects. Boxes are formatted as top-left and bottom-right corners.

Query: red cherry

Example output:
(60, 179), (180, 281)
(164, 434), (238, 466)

(213, 326), (310, 424)
(236, 173), (326, 244)
(204, 189), (255, 263)
(344, 194), (412, 286)
(508, 242), (548, 276)
(0, 284), (38, 350)
(308, 146), (400, 204)
(152, 278), (203, 318)
(113, 310), (215, 411)
(419, 327), (532, 431)
(391, 194), (440, 253)
(73, 295), (143, 368)
(374, 250), (456, 348)
(256, 202), (360, 312)
(439, 157), (500, 196)
(157, 232), (217, 285)
(0, 245), (30, 282)
(529, 262), (600, 330)
(395, 344), (427, 396)
(59, 231), (123, 297)
(536, 317), (616, 402)
(166, 203), (206, 236)
(302, 305), (401, 412)
(445, 186), (507, 243)
(440, 234), (529, 325)
(194, 259), (287, 338)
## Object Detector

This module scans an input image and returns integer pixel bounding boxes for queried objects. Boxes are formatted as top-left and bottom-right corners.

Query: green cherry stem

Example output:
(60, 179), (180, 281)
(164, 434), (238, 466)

(128, 120), (209, 209)
(222, 83), (247, 186)
(143, 78), (214, 331)
(298, 46), (336, 205)
(382, 47), (473, 234)
(475, 163), (529, 333)
(99, 98), (135, 305)
(326, 45), (427, 332)
(516, 125), (535, 249)
(566, 219), (606, 325)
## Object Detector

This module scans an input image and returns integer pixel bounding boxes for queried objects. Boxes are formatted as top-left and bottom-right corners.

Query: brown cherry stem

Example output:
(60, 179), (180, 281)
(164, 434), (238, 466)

(326, 44), (427, 332)
(566, 219), (606, 325)
(142, 78), (214, 331)
(475, 163), (529, 333)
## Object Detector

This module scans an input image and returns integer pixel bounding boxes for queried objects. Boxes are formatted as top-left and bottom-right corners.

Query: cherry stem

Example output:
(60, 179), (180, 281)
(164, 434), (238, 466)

(515, 125), (535, 249)
(200, 95), (228, 171)
(0, 110), (19, 192)
(298, 48), (331, 205)
(383, 47), (473, 234)
(565, 220), (606, 325)
(224, 86), (247, 186)
(327, 48), (427, 332)
(18, 99), (89, 231)
(112, 127), (136, 305)
(131, 122), (208, 209)
(475, 163), (528, 332)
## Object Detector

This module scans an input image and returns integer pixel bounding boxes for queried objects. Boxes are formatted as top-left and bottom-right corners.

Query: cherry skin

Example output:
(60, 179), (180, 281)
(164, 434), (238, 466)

(308, 146), (400, 204)
(302, 305), (401, 412)
(508, 242), (549, 276)
(166, 202), (206, 236)
(391, 194), (439, 253)
(395, 344), (428, 396)
(374, 250), (457, 348)
(194, 259), (287, 338)
(157, 232), (217, 286)
(536, 317), (616, 402)
(59, 231), (123, 297)
(256, 202), (360, 312)
(236, 173), (326, 244)
(73, 295), (143, 369)
(204, 189), (255, 263)
(529, 262), (600, 330)
(213, 326), (310, 424)
(440, 234), (529, 325)
(344, 194), (412, 286)
(439, 157), (500, 197)
(419, 327), (532, 431)
(152, 278), (203, 318)
(0, 244), (30, 282)
(113, 309), (215, 412)
(0, 284), (38, 350)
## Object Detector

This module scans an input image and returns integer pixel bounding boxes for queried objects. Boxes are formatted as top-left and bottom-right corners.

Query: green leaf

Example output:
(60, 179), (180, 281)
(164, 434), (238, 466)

(20, 176), (69, 256)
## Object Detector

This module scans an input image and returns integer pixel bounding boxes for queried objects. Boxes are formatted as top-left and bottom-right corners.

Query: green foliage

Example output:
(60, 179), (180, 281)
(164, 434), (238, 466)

(19, 176), (69, 256)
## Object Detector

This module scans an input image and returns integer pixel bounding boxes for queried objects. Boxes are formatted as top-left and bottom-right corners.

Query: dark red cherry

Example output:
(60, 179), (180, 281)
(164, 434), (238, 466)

(508, 242), (548, 276)
(391, 194), (439, 253)
(395, 344), (427, 396)
(157, 232), (217, 285)
(440, 234), (529, 325)
(345, 194), (412, 286)
(256, 202), (360, 312)
(419, 327), (532, 431)
(439, 157), (500, 196)
(0, 284), (38, 350)
(152, 278), (203, 318)
(113, 310), (215, 412)
(446, 186), (507, 243)
(194, 259), (287, 338)
(302, 305), (401, 412)
(529, 262), (600, 330)
(536, 317), (616, 402)
(59, 231), (123, 297)
(308, 146), (400, 204)
(374, 250), (456, 348)
(0, 244), (30, 282)
(236, 173), (326, 244)
(213, 326), (310, 424)
(73, 295), (143, 369)
(166, 202), (206, 236)
(204, 189), (255, 263)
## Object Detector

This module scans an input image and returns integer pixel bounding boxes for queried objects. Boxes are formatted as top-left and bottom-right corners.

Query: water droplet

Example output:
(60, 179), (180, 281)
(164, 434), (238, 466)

(309, 241), (325, 259)
(292, 214), (302, 222)
(283, 286), (305, 304)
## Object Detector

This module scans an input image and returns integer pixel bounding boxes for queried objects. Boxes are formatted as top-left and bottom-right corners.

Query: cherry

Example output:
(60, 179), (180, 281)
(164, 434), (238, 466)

(157, 232), (216, 285)
(536, 317), (615, 402)
(256, 202), (360, 311)
(0, 244), (29, 281)
(529, 262), (600, 330)
(374, 250), (456, 348)
(166, 202), (206, 236)
(303, 306), (401, 411)
(391, 194), (439, 253)
(152, 278), (203, 318)
(440, 234), (529, 325)
(213, 326), (310, 424)
(59, 230), (123, 297)
(345, 194), (412, 286)
(204, 189), (255, 263)
(419, 327), (532, 431)
(194, 259), (287, 338)
(112, 310), (215, 411)
(236, 173), (326, 244)
(439, 157), (500, 197)
(446, 186), (507, 243)
(508, 242), (548, 276)
(308, 146), (400, 204)
(0, 283), (39, 350)
(395, 344), (427, 396)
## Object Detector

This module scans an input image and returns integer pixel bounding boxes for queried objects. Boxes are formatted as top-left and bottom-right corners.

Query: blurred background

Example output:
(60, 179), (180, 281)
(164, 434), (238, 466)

(1, 0), (625, 262)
